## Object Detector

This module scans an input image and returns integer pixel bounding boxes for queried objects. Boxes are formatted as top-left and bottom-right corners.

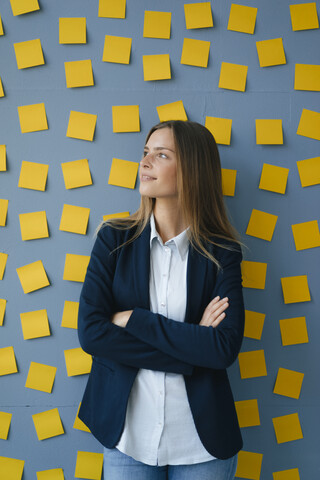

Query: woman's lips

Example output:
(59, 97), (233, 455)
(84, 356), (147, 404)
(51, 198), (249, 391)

(140, 175), (156, 181)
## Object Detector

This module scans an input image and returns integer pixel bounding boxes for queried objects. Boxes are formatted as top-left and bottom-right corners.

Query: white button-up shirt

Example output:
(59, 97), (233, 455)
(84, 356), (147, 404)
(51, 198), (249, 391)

(115, 216), (216, 466)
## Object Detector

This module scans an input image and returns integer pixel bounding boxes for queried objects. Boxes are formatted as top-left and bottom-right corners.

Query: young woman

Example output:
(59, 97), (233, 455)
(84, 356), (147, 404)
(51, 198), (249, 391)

(78, 120), (245, 480)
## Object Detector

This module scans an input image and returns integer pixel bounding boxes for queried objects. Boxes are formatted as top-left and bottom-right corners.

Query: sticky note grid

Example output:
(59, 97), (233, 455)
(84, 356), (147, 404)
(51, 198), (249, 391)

(1, 0), (319, 478)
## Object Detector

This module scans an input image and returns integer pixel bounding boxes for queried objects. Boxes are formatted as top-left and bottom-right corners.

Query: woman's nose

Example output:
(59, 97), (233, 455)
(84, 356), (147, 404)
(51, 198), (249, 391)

(140, 153), (152, 167)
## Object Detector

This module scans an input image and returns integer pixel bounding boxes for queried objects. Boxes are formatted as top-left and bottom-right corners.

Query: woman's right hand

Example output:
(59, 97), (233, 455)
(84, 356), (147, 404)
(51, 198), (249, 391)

(199, 296), (229, 328)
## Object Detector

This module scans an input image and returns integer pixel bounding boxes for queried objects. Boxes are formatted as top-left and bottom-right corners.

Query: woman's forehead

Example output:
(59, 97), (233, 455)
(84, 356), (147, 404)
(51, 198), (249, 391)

(146, 127), (174, 148)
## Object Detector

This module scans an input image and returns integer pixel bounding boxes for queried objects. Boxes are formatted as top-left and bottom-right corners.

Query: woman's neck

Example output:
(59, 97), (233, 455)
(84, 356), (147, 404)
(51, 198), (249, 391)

(153, 200), (188, 243)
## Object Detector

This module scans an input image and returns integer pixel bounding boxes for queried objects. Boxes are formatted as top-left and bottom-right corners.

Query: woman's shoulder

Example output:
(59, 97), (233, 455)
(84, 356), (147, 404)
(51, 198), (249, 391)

(209, 236), (243, 263)
(98, 221), (137, 242)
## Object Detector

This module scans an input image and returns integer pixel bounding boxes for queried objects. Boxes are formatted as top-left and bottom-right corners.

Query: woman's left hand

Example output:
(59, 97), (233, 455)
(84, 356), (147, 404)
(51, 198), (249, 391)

(111, 310), (133, 328)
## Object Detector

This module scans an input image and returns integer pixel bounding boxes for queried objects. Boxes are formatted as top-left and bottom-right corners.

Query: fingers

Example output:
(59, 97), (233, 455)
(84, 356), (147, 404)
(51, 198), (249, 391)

(210, 298), (229, 318)
(199, 296), (229, 327)
(210, 311), (227, 328)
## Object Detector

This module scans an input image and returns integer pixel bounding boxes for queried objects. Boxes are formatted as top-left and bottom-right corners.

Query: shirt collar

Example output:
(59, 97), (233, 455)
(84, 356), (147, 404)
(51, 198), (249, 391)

(150, 213), (189, 261)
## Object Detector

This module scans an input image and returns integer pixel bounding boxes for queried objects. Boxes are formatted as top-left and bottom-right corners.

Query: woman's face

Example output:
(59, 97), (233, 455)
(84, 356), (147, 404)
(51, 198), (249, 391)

(139, 127), (178, 200)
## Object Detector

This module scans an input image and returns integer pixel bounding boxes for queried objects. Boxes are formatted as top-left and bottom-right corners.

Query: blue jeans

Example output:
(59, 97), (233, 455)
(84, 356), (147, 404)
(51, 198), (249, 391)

(104, 448), (237, 480)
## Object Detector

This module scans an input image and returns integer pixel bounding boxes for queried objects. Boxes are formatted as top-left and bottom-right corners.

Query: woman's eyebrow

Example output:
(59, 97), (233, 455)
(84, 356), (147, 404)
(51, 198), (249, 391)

(144, 146), (175, 152)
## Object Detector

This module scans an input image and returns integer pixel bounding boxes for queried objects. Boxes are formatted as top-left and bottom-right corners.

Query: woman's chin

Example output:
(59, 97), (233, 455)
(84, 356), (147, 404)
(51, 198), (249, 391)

(139, 185), (155, 197)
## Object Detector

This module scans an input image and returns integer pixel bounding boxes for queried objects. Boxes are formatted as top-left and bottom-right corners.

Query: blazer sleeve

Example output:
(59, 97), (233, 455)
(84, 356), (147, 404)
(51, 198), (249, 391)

(125, 245), (245, 370)
(78, 227), (193, 376)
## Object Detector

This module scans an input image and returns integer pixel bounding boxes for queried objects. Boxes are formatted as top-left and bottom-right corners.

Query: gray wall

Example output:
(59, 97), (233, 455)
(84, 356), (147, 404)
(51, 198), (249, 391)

(0, 0), (319, 478)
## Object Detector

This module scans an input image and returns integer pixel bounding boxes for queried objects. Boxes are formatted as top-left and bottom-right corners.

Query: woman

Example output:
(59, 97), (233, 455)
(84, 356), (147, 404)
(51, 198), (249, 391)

(78, 120), (245, 480)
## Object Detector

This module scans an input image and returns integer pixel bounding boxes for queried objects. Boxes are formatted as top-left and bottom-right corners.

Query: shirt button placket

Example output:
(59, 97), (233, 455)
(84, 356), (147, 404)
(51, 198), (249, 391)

(161, 246), (171, 314)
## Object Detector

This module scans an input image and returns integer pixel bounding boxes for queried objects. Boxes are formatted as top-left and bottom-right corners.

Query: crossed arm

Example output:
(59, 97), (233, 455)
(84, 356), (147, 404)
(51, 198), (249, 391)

(112, 295), (230, 329)
(78, 227), (244, 374)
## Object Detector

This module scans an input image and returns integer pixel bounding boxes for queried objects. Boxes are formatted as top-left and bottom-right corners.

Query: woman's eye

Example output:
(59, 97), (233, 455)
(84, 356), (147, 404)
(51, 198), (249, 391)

(143, 151), (148, 157)
(159, 153), (167, 159)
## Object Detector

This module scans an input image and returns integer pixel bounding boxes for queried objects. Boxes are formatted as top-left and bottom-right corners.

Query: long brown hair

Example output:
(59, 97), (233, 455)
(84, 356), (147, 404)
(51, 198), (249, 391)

(103, 120), (241, 267)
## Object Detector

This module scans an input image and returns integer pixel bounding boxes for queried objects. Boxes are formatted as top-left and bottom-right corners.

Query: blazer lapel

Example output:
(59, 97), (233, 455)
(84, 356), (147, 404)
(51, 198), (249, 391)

(131, 224), (209, 323)
(185, 246), (208, 324)
(132, 223), (151, 309)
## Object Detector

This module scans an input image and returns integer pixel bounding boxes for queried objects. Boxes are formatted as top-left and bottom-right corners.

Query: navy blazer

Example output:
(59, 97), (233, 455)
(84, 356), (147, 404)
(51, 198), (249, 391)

(78, 222), (245, 460)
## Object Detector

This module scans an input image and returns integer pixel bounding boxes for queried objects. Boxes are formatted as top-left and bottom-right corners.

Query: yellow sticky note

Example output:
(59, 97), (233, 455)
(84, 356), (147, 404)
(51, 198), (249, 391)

(227, 4), (257, 34)
(59, 204), (90, 235)
(98, 0), (126, 18)
(280, 316), (309, 346)
(181, 38), (210, 68)
(18, 103), (48, 133)
(0, 253), (8, 280)
(0, 299), (6, 326)
(0, 457), (24, 480)
(205, 117), (232, 145)
(25, 362), (56, 393)
(292, 220), (320, 250)
(66, 111), (97, 141)
(103, 211), (130, 221)
(235, 399), (260, 428)
(10, 0), (39, 16)
(244, 310), (265, 340)
(221, 169), (237, 197)
(256, 38), (286, 67)
(259, 164), (289, 194)
(219, 62), (248, 92)
(0, 78), (4, 97)
(75, 451), (104, 480)
(0, 412), (11, 441)
(0, 347), (18, 376)
(156, 101), (188, 122)
(297, 108), (320, 140)
(37, 468), (65, 480)
(0, 145), (6, 171)
(273, 468), (300, 480)
(143, 54), (171, 81)
(64, 348), (92, 376)
(61, 300), (79, 329)
(0, 15), (3, 36)
(256, 119), (283, 145)
(241, 261), (267, 289)
(281, 275), (311, 304)
(59, 17), (86, 44)
(18, 161), (48, 191)
(144, 11), (171, 39)
(294, 64), (320, 91)
(184, 2), (213, 29)
(273, 368), (304, 399)
(112, 105), (140, 133)
(61, 159), (92, 190)
(32, 408), (64, 441)
(20, 309), (50, 340)
(238, 350), (267, 379)
(235, 451), (263, 480)
(246, 209), (278, 241)
(73, 404), (91, 432)
(19, 211), (49, 241)
(0, 199), (9, 226)
(16, 260), (50, 294)
(65, 60), (94, 88)
(14, 39), (44, 69)
(63, 254), (90, 282)
(290, 2), (319, 31)
(297, 156), (320, 187)
(272, 413), (303, 444)
(0, 411), (12, 440)
(108, 158), (139, 189)
(102, 34), (132, 64)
